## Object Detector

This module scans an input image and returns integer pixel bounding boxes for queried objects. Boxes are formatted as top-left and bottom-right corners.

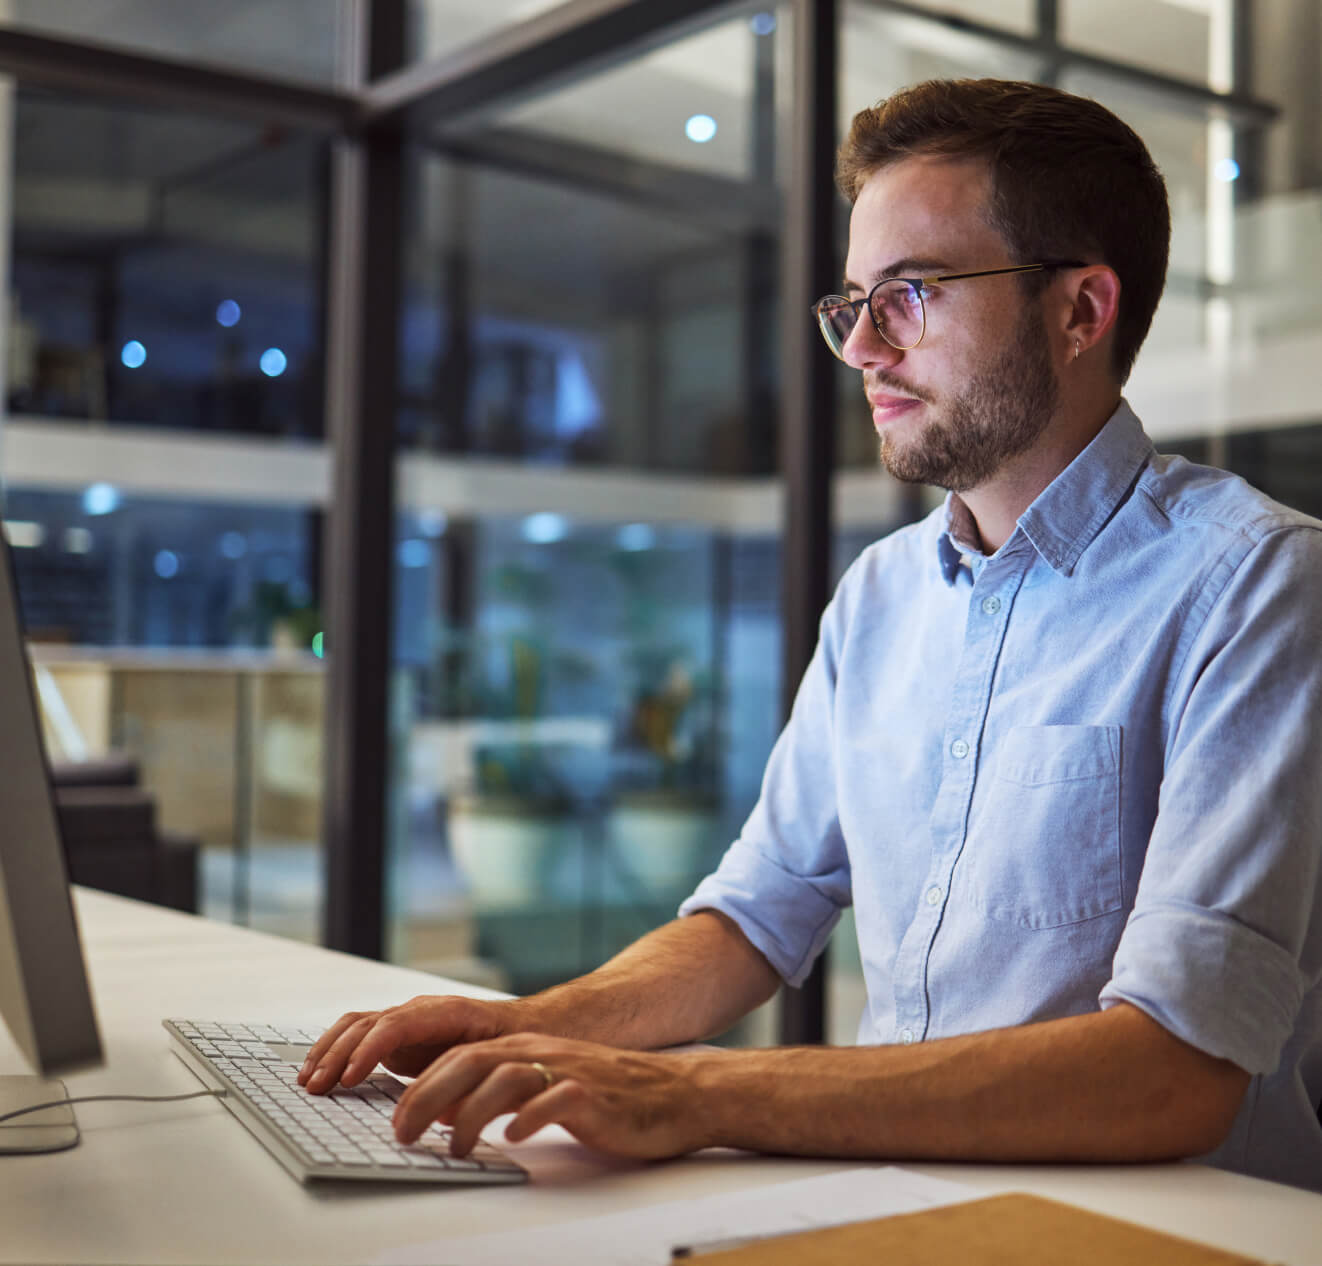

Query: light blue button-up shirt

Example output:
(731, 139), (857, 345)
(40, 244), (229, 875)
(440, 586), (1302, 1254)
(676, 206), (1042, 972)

(681, 400), (1322, 1191)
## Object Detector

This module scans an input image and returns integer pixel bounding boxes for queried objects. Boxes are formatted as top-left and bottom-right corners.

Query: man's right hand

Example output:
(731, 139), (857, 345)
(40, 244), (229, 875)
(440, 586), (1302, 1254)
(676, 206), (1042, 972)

(297, 995), (527, 1093)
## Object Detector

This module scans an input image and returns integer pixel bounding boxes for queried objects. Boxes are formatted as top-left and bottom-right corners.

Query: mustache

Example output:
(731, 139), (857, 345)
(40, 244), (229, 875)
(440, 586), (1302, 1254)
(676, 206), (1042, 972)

(863, 371), (936, 405)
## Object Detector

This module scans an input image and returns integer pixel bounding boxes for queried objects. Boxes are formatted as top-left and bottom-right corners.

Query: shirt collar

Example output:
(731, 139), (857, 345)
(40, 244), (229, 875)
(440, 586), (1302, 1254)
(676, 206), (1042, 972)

(937, 496), (982, 584)
(935, 399), (1154, 584)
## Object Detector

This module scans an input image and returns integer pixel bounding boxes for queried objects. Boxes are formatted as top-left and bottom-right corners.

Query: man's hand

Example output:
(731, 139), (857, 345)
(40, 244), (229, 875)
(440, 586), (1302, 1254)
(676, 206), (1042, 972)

(297, 994), (525, 1092)
(391, 1033), (710, 1161)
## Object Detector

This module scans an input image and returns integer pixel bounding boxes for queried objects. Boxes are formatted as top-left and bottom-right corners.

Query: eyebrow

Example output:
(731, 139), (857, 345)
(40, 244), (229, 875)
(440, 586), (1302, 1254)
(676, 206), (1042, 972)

(842, 257), (952, 293)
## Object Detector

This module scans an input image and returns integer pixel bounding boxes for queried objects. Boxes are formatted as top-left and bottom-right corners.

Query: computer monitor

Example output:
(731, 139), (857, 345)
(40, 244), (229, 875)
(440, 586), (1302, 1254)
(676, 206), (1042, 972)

(0, 535), (102, 1151)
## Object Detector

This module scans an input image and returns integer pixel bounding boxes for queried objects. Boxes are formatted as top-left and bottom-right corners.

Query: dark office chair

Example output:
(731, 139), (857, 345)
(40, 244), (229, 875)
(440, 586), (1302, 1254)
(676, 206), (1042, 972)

(50, 754), (199, 914)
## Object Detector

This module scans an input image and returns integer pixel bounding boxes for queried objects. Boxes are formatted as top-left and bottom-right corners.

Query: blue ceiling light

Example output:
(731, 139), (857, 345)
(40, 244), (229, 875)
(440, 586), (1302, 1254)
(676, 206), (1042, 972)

(1214, 157), (1241, 183)
(82, 483), (121, 516)
(121, 340), (147, 369)
(522, 512), (570, 545)
(219, 531), (247, 560)
(398, 539), (431, 568)
(685, 114), (718, 144)
(260, 347), (288, 377)
(153, 550), (180, 580)
(750, 12), (776, 35)
(216, 300), (241, 327)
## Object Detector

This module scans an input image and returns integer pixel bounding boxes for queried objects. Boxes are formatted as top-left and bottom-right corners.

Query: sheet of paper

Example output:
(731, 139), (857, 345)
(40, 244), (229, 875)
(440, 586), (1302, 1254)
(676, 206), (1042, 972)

(379, 1165), (980, 1266)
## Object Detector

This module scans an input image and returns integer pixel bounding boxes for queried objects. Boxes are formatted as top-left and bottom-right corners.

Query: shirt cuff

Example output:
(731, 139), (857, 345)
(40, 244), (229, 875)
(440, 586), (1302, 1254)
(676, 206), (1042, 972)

(679, 844), (844, 988)
(1099, 901), (1306, 1075)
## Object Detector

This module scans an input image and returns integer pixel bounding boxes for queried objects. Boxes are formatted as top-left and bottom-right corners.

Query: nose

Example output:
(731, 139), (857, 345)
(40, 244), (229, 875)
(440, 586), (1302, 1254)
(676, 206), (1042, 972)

(840, 313), (904, 372)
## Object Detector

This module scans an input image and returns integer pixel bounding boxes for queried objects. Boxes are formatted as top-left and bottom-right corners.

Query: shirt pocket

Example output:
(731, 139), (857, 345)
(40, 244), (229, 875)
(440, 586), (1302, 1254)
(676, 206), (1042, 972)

(964, 724), (1123, 929)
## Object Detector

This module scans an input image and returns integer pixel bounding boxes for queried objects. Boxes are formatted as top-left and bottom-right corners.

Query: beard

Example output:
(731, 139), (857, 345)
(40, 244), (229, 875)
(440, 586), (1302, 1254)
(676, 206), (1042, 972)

(873, 303), (1059, 493)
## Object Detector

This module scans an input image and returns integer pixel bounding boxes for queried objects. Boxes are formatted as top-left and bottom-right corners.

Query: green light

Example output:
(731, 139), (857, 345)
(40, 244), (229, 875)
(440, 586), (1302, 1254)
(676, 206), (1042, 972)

(312, 632), (325, 658)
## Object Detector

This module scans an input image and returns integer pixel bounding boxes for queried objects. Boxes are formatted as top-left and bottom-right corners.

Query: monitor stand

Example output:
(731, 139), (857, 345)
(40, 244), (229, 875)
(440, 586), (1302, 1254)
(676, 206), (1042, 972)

(0, 1076), (79, 1153)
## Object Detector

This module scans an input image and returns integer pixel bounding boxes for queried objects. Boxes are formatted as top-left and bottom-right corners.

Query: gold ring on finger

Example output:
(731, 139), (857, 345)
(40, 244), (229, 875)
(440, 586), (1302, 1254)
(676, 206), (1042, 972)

(530, 1061), (555, 1090)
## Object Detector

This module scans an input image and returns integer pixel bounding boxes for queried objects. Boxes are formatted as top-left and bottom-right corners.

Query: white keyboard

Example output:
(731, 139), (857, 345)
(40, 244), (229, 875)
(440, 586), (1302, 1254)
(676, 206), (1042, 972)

(163, 1019), (527, 1185)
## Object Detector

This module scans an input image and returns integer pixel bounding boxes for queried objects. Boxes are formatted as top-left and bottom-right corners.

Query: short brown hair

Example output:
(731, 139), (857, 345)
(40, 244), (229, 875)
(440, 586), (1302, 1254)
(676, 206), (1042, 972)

(837, 79), (1169, 384)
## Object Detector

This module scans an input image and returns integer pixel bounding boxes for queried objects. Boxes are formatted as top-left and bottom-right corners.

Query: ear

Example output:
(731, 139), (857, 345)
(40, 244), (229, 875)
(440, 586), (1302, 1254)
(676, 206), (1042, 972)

(1058, 265), (1121, 369)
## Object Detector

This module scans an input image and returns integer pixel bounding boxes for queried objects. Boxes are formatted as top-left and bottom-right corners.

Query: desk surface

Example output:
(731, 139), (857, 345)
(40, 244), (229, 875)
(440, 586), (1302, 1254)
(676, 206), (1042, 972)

(2, 889), (1320, 1265)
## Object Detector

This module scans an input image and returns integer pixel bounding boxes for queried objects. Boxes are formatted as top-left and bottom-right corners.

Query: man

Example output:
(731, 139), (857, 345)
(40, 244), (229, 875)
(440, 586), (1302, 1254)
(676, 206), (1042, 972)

(301, 79), (1322, 1190)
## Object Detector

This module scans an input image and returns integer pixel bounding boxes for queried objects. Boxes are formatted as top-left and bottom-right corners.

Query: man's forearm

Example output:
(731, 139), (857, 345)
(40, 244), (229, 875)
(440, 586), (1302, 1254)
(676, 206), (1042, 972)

(514, 910), (781, 1050)
(685, 1002), (1249, 1163)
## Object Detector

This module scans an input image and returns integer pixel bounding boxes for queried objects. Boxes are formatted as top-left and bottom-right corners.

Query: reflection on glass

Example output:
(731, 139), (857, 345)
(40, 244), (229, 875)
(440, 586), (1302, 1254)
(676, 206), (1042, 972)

(1061, 0), (1213, 86)
(489, 18), (767, 181)
(5, 486), (325, 944)
(3, 0), (348, 83)
(893, 0), (1035, 35)
(408, 0), (601, 68)
(1061, 71), (1211, 281)
(389, 514), (780, 999)
(1227, 424), (1322, 521)
(10, 94), (324, 437)
(400, 149), (763, 471)
(840, 0), (1038, 125)
(390, 11), (788, 1022)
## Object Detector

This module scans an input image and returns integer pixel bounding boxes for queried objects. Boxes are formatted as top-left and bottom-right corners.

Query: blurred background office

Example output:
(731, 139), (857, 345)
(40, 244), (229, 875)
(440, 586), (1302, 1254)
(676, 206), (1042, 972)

(0, 0), (1317, 1045)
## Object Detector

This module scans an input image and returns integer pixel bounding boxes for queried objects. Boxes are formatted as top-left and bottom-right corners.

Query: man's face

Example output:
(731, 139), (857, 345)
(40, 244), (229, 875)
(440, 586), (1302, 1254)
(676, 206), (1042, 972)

(840, 156), (1060, 493)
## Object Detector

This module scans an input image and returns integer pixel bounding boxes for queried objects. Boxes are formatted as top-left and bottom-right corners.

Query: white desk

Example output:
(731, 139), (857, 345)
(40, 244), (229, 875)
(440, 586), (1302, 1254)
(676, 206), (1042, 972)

(3, 889), (1320, 1265)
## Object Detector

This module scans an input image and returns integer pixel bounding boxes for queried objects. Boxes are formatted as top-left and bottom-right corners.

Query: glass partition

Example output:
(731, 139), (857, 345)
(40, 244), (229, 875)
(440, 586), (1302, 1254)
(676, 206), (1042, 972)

(0, 0), (350, 83)
(389, 10), (788, 1041)
(3, 88), (329, 942)
(406, 0), (566, 66)
(1061, 0), (1216, 85)
(10, 93), (325, 438)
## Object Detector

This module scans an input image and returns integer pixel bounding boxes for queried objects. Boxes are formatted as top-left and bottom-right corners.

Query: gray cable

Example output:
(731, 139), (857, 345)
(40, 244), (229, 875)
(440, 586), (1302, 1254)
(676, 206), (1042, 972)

(0, 1088), (226, 1126)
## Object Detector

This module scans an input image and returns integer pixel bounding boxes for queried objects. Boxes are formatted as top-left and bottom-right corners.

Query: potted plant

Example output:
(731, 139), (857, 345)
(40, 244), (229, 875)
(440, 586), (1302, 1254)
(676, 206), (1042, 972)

(606, 547), (721, 894)
(440, 560), (592, 910)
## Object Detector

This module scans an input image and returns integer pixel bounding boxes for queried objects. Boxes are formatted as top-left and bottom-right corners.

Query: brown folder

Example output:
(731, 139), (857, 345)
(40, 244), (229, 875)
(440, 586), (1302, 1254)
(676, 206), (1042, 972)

(684, 1192), (1271, 1264)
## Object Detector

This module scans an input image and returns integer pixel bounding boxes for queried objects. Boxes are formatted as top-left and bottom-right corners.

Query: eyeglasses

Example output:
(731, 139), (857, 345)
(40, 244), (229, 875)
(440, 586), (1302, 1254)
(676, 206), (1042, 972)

(812, 260), (1086, 360)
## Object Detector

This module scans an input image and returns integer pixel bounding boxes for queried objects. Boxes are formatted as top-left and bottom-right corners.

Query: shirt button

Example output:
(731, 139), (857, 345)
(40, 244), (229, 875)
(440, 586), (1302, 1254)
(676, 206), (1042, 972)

(900, 1029), (915, 1045)
(950, 739), (969, 759)
(926, 885), (942, 906)
(980, 595), (1002, 615)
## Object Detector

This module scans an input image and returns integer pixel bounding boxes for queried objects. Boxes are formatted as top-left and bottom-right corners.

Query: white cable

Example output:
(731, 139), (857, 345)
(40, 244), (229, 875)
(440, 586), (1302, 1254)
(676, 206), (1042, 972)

(0, 1088), (225, 1126)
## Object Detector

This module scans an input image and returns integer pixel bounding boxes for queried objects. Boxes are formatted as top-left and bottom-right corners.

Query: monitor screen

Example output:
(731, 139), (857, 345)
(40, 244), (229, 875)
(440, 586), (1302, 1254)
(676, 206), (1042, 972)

(0, 536), (102, 1077)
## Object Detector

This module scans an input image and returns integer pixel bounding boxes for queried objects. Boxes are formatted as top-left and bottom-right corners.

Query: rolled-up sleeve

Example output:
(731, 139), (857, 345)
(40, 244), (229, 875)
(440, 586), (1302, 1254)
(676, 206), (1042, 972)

(1100, 525), (1322, 1074)
(679, 567), (857, 987)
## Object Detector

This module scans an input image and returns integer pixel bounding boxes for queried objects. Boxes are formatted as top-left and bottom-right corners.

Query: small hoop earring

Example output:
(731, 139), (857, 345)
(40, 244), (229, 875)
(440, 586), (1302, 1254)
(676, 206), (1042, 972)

(1073, 339), (1081, 361)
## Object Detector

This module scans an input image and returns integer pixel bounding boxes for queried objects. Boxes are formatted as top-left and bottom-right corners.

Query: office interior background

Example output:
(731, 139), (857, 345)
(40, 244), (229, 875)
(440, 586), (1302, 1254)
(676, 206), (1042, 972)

(0, 0), (1317, 1046)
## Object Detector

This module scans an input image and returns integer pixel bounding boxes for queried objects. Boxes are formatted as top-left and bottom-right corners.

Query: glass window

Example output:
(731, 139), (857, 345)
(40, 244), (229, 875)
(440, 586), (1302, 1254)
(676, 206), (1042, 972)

(406, 0), (575, 67)
(1061, 0), (1216, 87)
(10, 93), (325, 437)
(3, 0), (350, 84)
(399, 152), (765, 472)
(841, 0), (1040, 125)
(3, 486), (326, 939)
(1226, 423), (1322, 520)
(390, 11), (788, 1045)
(490, 19), (768, 181)
(889, 0), (1035, 35)
(4, 88), (329, 946)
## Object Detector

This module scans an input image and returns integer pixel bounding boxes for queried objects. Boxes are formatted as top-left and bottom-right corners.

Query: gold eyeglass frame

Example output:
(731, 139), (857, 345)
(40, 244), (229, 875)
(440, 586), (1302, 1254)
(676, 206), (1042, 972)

(812, 260), (1087, 360)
